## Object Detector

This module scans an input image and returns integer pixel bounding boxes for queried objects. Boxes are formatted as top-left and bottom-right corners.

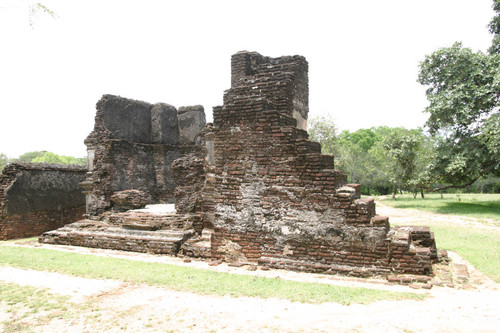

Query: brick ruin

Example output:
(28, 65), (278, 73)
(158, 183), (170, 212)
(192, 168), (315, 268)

(0, 163), (86, 240)
(81, 95), (206, 215)
(40, 95), (210, 255)
(40, 51), (446, 279)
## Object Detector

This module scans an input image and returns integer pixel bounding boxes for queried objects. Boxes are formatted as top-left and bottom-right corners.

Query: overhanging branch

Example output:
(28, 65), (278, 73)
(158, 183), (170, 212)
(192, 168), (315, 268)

(427, 177), (480, 192)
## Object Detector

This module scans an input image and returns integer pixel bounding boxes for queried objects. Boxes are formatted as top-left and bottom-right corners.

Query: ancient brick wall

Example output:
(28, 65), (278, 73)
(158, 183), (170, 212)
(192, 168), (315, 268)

(230, 51), (309, 130)
(85, 139), (201, 215)
(211, 51), (436, 276)
(0, 163), (86, 240)
(83, 95), (206, 216)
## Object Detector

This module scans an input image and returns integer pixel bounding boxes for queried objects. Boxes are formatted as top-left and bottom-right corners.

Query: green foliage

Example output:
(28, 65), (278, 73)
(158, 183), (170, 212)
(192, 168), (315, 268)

(0, 153), (9, 172)
(417, 3), (500, 190)
(0, 246), (424, 305)
(339, 129), (377, 152)
(13, 151), (86, 166)
(308, 118), (438, 195)
(467, 175), (500, 193)
(381, 128), (436, 197)
(307, 116), (338, 155)
(418, 43), (499, 136)
(488, 0), (500, 54)
(382, 129), (420, 185)
(31, 151), (87, 165)
(16, 151), (47, 163)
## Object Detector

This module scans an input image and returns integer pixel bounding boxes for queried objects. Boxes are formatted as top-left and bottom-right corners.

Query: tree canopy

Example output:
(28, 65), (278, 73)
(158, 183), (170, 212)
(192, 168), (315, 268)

(0, 151), (87, 169)
(0, 153), (8, 172)
(417, 1), (500, 191)
(308, 117), (436, 195)
(16, 151), (48, 163)
(31, 152), (87, 165)
(488, 0), (500, 54)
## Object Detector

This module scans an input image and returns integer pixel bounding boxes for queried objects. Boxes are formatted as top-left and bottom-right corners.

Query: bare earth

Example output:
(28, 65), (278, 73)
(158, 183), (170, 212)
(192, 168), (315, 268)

(1, 205), (499, 332)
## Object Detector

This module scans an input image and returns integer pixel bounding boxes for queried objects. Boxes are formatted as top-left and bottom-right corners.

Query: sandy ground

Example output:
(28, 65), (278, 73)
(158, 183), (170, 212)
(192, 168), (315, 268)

(1, 205), (499, 332)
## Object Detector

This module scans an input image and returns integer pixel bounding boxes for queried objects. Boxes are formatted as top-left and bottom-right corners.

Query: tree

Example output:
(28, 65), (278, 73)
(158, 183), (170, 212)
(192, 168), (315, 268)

(308, 118), (441, 196)
(382, 129), (422, 198)
(12, 151), (86, 166)
(307, 116), (339, 156)
(309, 119), (395, 194)
(417, 2), (500, 191)
(29, 2), (56, 28)
(339, 129), (377, 152)
(31, 152), (87, 165)
(336, 128), (390, 194)
(0, 153), (9, 172)
(16, 151), (48, 163)
(488, 0), (500, 54)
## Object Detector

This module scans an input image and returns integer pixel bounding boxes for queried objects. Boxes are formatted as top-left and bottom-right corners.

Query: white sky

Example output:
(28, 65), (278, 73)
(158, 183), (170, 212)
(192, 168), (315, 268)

(0, 0), (495, 158)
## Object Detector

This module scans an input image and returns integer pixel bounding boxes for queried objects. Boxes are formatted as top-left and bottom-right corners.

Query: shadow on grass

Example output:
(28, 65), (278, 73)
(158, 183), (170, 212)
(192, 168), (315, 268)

(434, 201), (500, 216)
(383, 196), (500, 220)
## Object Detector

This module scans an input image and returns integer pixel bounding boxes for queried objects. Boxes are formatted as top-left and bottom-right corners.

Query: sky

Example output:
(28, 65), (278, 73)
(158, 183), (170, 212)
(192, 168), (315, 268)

(0, 0), (495, 158)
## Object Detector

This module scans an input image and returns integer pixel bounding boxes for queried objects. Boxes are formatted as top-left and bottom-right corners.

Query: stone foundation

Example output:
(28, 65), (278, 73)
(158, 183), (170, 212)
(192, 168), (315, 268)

(40, 209), (210, 257)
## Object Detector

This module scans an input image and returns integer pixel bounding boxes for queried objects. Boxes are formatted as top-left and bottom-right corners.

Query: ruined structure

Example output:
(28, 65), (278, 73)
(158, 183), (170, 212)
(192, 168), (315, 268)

(81, 95), (206, 215)
(41, 51), (444, 279)
(40, 95), (209, 255)
(0, 163), (86, 240)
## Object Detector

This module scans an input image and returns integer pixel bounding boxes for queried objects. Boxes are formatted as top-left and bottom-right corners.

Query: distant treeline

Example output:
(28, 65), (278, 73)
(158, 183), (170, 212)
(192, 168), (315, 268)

(0, 151), (87, 172)
(308, 118), (500, 196)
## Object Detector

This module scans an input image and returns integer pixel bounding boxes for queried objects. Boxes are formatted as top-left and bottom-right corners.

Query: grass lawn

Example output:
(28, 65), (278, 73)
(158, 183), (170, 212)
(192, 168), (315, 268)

(430, 224), (500, 282)
(0, 245), (424, 305)
(379, 193), (500, 283)
(380, 193), (500, 223)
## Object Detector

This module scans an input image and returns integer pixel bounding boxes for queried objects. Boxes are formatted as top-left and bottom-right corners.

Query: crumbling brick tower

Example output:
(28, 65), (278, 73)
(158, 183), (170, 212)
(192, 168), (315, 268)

(211, 51), (438, 276)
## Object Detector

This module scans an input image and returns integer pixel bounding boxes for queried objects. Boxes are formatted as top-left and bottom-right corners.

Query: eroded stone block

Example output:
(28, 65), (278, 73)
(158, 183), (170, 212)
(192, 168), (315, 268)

(178, 105), (206, 144)
(151, 103), (179, 145)
(101, 94), (152, 143)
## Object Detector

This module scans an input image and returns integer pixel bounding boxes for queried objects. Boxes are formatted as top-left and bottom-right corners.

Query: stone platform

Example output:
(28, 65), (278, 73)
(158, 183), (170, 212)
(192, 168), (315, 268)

(40, 207), (212, 258)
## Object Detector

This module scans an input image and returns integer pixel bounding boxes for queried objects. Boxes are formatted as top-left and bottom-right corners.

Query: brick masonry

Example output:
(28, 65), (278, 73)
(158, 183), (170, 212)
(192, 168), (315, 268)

(82, 94), (205, 216)
(40, 51), (445, 279)
(210, 51), (440, 276)
(0, 163), (86, 240)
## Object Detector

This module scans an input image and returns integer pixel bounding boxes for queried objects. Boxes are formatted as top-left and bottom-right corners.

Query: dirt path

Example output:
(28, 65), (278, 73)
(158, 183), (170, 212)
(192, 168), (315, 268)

(1, 206), (499, 332)
(375, 200), (500, 229)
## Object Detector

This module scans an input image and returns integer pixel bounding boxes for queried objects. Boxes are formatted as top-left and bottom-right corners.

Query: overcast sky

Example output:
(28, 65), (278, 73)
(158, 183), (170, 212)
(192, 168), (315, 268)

(0, 0), (495, 158)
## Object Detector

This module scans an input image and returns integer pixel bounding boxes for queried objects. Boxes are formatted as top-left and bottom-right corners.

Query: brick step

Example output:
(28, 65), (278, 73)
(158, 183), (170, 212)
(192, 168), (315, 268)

(387, 274), (432, 284)
(180, 229), (213, 258)
(258, 256), (391, 278)
(108, 212), (202, 232)
(39, 220), (195, 255)
(294, 139), (321, 154)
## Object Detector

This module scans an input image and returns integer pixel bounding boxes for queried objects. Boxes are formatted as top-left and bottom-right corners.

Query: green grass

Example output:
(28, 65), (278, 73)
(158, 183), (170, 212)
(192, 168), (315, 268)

(0, 245), (424, 305)
(429, 224), (500, 282)
(380, 193), (500, 223)
(380, 193), (500, 282)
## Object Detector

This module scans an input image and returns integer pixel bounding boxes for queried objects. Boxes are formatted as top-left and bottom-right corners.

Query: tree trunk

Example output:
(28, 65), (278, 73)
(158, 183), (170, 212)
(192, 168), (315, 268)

(392, 183), (396, 199)
(420, 188), (425, 199)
